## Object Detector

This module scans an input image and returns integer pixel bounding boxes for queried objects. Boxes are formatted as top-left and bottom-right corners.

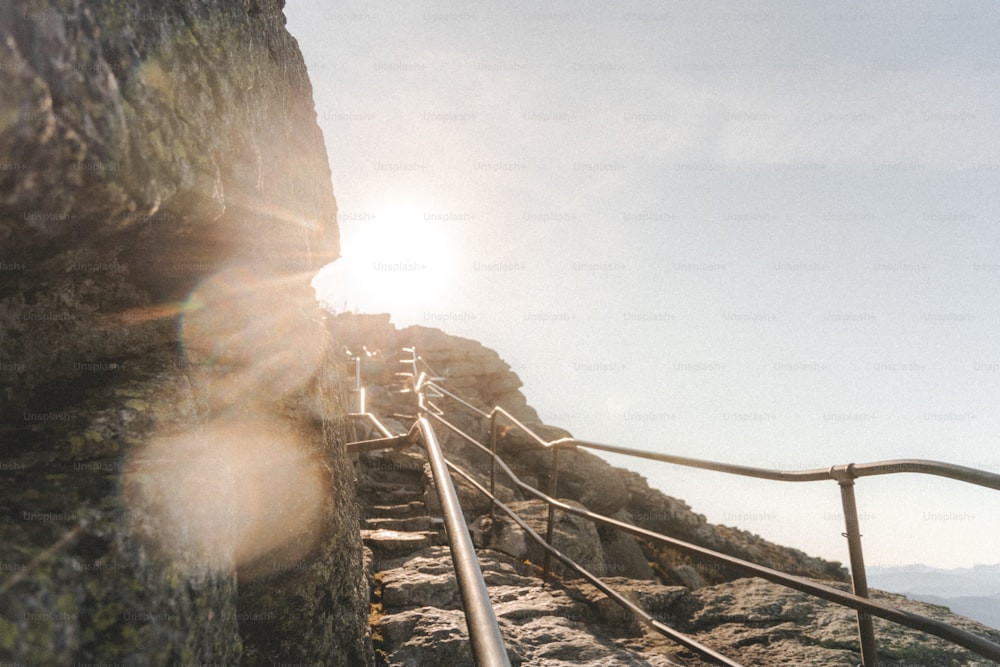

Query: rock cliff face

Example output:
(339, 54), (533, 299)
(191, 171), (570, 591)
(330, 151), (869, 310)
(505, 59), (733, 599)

(1, 3), (369, 666)
(1, 0), (338, 402)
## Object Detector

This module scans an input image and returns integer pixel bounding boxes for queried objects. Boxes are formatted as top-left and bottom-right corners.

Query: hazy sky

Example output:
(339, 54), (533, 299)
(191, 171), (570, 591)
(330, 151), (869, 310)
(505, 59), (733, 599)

(285, 1), (1000, 569)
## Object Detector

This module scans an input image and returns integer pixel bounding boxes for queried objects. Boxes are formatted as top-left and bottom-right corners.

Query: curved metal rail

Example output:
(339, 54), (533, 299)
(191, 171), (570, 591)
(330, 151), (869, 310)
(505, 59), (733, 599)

(417, 374), (1000, 666)
(442, 454), (743, 667)
(428, 410), (1000, 663)
(349, 348), (1000, 666)
(425, 378), (1000, 492)
(415, 416), (511, 667)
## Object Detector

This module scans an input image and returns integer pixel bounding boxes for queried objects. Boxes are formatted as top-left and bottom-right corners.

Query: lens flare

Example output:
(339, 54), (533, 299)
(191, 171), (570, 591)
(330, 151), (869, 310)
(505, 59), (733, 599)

(123, 263), (333, 578)
(180, 264), (326, 409)
(123, 416), (328, 578)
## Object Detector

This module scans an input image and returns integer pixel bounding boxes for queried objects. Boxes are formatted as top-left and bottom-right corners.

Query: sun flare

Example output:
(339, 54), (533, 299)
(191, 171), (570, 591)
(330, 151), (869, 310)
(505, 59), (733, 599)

(313, 203), (455, 319)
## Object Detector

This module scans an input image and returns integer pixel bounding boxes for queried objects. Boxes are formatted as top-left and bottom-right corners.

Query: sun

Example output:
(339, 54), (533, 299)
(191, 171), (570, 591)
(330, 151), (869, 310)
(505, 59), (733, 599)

(312, 203), (455, 320)
(352, 204), (451, 275)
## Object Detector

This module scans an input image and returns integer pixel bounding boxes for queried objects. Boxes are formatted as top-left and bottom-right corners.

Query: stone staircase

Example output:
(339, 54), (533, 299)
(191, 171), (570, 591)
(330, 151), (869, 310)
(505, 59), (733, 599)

(354, 446), (698, 667)
(356, 446), (444, 557)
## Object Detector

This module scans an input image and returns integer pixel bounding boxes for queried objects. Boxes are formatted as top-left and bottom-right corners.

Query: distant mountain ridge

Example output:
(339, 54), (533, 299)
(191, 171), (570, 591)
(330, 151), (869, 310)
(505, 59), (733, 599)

(868, 564), (1000, 630)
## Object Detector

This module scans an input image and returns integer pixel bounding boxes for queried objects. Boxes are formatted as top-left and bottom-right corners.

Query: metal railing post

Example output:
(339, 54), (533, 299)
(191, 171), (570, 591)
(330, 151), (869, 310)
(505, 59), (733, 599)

(835, 466), (878, 667)
(542, 445), (561, 583)
(489, 413), (497, 519)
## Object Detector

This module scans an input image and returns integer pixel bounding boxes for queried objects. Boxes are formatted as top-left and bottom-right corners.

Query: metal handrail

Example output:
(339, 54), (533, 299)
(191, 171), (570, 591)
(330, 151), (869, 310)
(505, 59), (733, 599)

(425, 379), (1000, 491)
(420, 377), (1000, 666)
(364, 351), (1000, 665)
(442, 454), (743, 667)
(544, 439), (1000, 492)
(348, 412), (396, 440)
(413, 416), (511, 667)
(349, 370), (510, 666)
(429, 410), (1000, 662)
(429, 412), (745, 666)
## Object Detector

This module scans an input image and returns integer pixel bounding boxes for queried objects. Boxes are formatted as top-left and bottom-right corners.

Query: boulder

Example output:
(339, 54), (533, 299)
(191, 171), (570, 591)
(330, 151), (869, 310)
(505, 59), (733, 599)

(599, 511), (656, 581)
(472, 499), (606, 580)
(498, 431), (630, 516)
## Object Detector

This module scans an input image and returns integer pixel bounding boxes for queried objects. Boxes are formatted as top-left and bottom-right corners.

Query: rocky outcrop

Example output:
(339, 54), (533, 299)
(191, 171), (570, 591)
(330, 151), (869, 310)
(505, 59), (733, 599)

(330, 313), (540, 428)
(1, 3), (370, 666)
(331, 313), (847, 588)
(676, 577), (1000, 666)
(355, 434), (1000, 666)
(618, 468), (847, 586)
(362, 543), (1000, 666)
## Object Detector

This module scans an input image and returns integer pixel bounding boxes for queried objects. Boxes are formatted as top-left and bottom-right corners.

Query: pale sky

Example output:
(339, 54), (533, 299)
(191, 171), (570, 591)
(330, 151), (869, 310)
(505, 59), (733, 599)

(285, 1), (1000, 569)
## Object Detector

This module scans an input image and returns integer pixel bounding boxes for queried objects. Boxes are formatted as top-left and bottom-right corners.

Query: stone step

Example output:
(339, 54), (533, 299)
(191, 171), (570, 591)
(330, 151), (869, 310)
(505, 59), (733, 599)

(361, 529), (443, 557)
(372, 546), (695, 666)
(362, 516), (435, 532)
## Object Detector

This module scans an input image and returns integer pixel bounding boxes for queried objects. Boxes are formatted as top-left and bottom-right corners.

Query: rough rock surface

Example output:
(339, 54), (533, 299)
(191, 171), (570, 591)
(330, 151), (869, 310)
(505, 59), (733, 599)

(363, 543), (1000, 667)
(374, 545), (693, 667)
(676, 577), (1000, 666)
(1, 0), (339, 403)
(1, 3), (370, 666)
(475, 499), (608, 579)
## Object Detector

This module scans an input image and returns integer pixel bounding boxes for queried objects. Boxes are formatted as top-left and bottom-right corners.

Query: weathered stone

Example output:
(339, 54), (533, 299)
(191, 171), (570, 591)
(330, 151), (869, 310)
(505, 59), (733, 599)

(346, 311), (998, 667)
(576, 577), (690, 638)
(426, 455), (521, 517)
(0, 1), (339, 404)
(493, 390), (541, 422)
(476, 499), (606, 580)
(360, 445), (1000, 667)
(373, 546), (694, 667)
(380, 552), (468, 613)
(620, 468), (848, 585)
(471, 514), (529, 562)
(675, 577), (1000, 666)
(667, 564), (707, 591)
(379, 606), (475, 666)
(0, 2), (370, 665)
(484, 370), (525, 395)
(599, 511), (656, 580)
(500, 431), (631, 516)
